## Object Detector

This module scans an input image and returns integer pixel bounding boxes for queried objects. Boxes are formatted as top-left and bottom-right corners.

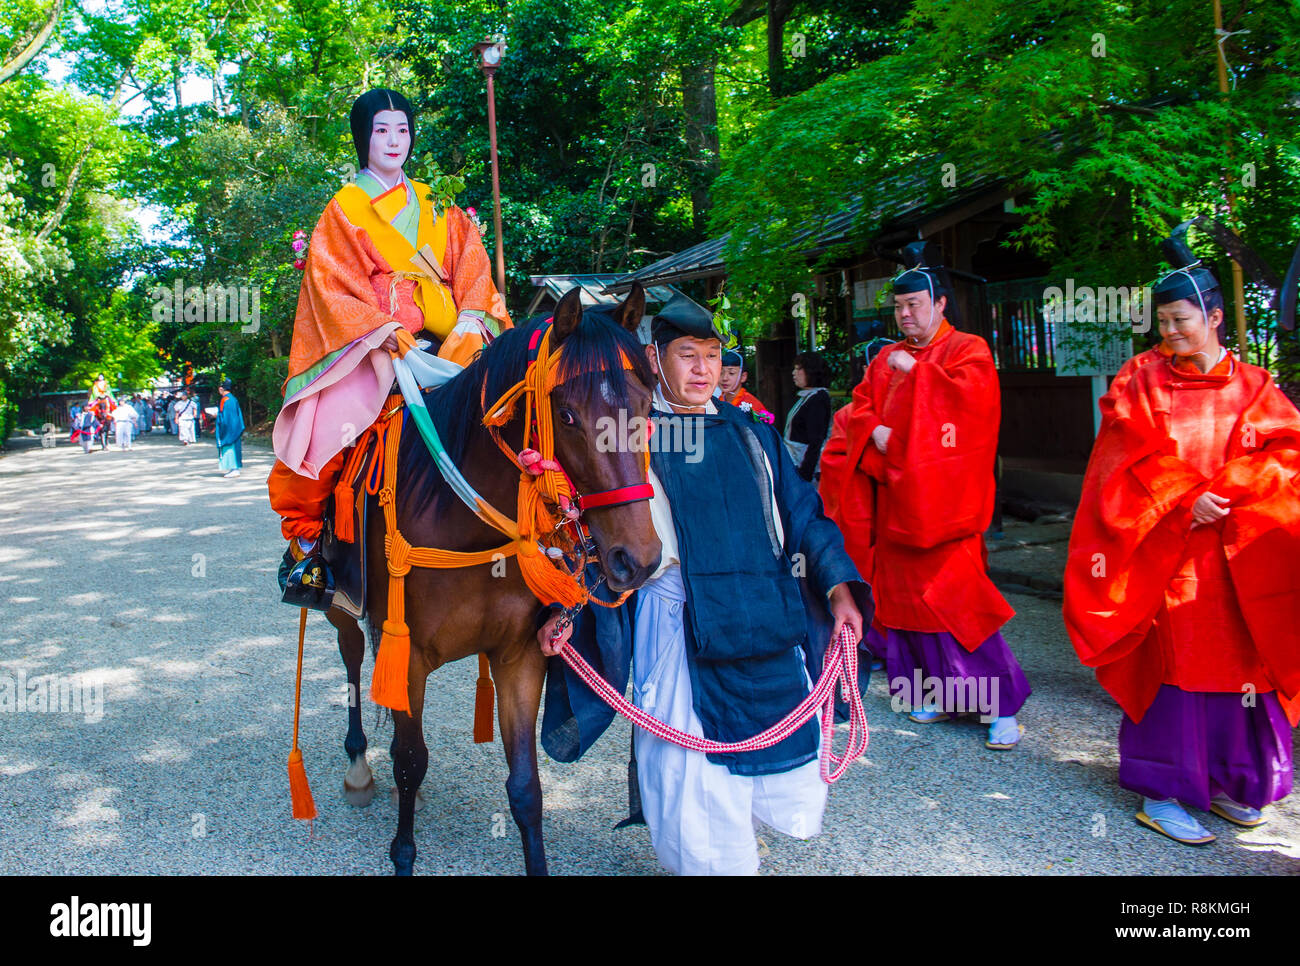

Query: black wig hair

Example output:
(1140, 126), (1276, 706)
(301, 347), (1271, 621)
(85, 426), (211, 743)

(350, 89), (416, 173)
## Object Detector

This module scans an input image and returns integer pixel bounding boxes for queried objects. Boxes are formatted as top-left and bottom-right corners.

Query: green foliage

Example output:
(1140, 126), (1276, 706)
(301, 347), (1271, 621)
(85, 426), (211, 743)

(712, 0), (1300, 365)
(421, 161), (469, 215)
(14, 0), (1292, 420)
(0, 375), (17, 444)
(66, 289), (163, 388)
(394, 0), (738, 281)
(0, 113), (74, 380)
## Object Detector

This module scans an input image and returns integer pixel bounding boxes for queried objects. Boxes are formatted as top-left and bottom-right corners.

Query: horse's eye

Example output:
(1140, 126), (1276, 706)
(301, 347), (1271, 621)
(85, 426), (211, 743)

(558, 409), (577, 427)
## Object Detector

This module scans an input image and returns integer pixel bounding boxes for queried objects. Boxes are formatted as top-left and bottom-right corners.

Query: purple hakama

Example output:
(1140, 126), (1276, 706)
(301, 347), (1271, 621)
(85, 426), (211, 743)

(869, 626), (1031, 719)
(1118, 684), (1293, 810)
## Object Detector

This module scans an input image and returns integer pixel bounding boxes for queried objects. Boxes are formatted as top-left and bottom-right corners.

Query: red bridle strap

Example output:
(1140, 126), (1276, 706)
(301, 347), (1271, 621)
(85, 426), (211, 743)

(574, 482), (655, 512)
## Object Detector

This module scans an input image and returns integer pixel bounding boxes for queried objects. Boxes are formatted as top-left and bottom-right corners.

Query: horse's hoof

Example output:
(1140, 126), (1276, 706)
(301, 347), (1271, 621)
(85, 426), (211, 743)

(343, 776), (375, 808)
(344, 758), (375, 807)
(390, 787), (426, 812)
(614, 809), (646, 829)
(390, 839), (416, 876)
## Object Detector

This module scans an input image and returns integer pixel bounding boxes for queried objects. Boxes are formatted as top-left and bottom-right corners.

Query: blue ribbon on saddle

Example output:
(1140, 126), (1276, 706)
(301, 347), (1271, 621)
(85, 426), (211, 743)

(390, 349), (518, 540)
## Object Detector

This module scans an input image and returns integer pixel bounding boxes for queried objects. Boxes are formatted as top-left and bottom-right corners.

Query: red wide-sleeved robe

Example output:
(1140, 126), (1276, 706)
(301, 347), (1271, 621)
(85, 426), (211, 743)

(838, 320), (1014, 649)
(1098, 344), (1172, 430)
(1064, 351), (1300, 725)
(819, 402), (875, 595)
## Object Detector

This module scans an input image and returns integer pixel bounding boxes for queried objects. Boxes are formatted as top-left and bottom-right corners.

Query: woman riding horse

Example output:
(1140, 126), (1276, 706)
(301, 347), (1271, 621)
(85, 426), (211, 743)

(268, 88), (511, 589)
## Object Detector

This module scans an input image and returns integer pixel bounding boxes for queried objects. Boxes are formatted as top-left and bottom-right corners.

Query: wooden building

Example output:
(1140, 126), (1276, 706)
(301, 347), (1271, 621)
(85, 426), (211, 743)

(606, 160), (1104, 486)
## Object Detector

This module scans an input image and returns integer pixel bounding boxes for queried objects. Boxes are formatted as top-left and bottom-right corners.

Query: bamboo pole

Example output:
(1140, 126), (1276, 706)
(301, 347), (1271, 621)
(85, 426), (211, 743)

(1214, 0), (1250, 362)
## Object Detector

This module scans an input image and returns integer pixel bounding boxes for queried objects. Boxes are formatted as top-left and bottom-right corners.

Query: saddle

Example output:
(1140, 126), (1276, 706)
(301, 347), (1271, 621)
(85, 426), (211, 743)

(319, 422), (384, 619)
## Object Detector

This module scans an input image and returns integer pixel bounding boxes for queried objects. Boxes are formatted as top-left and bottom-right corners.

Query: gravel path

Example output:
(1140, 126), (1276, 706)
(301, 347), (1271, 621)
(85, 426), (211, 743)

(1, 433), (1296, 875)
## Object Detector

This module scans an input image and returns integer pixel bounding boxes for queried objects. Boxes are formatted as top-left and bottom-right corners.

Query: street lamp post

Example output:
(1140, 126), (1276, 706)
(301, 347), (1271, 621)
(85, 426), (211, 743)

(472, 40), (508, 297)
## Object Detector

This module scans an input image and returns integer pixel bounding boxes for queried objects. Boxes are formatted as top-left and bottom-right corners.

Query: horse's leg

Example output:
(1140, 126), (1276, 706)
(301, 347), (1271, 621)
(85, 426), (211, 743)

(327, 608), (373, 806)
(389, 671), (429, 876)
(490, 644), (549, 876)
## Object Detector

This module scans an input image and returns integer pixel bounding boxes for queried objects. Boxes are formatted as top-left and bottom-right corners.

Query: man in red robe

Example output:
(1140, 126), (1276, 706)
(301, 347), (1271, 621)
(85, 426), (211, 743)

(1065, 255), (1300, 845)
(821, 342), (890, 672)
(839, 248), (1030, 748)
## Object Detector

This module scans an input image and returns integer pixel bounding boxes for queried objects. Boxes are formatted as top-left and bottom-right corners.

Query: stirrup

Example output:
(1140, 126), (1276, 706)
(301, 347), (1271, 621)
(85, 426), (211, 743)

(280, 544), (336, 611)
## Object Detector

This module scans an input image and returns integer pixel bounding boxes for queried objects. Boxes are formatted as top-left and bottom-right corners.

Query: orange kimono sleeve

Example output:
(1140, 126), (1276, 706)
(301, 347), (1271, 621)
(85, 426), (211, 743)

(287, 200), (397, 384)
(1098, 346), (1170, 429)
(844, 355), (889, 483)
(877, 335), (1000, 549)
(444, 206), (511, 330)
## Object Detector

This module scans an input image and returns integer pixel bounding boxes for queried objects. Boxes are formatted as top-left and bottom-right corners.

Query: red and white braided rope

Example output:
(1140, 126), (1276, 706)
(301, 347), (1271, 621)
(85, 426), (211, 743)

(559, 626), (868, 784)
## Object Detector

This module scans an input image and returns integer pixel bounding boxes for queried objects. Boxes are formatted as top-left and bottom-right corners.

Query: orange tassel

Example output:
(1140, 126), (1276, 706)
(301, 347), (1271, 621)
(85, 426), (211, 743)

(288, 746), (317, 821)
(333, 483), (355, 542)
(371, 618), (411, 712)
(473, 653), (495, 743)
(288, 607), (317, 829)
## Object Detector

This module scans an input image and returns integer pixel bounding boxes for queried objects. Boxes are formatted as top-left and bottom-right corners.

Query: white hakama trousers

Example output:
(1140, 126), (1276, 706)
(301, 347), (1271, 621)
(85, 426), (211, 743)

(632, 565), (827, 876)
(114, 421), (134, 449)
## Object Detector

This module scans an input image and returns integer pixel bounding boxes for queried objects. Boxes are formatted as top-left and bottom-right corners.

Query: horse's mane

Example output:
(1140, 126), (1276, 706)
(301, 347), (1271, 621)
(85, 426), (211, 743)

(396, 307), (655, 518)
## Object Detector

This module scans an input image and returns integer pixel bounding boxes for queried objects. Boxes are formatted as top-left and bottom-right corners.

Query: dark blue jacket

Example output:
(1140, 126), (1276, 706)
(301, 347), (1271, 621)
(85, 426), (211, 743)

(542, 400), (873, 777)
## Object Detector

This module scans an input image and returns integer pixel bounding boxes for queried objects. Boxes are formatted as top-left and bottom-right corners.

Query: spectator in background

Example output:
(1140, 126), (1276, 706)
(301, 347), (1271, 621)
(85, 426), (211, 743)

(176, 390), (198, 445)
(110, 399), (139, 450)
(718, 347), (770, 416)
(784, 351), (832, 482)
(133, 394), (153, 434)
(71, 406), (98, 454)
(166, 393), (179, 435)
(215, 379), (245, 478)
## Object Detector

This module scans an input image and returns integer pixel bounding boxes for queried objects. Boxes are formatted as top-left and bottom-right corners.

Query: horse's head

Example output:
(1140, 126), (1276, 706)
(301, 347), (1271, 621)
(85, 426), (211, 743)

(547, 283), (662, 592)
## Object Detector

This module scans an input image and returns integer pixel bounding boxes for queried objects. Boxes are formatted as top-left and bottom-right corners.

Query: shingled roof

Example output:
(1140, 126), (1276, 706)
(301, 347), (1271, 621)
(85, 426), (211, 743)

(602, 132), (1078, 293)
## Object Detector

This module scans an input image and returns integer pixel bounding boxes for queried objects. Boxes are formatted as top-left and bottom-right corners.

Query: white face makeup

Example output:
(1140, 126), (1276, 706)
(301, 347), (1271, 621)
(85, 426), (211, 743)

(368, 109), (411, 185)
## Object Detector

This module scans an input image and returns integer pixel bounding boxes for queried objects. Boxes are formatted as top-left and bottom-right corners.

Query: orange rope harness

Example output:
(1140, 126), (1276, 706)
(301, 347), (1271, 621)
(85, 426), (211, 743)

(368, 325), (648, 716)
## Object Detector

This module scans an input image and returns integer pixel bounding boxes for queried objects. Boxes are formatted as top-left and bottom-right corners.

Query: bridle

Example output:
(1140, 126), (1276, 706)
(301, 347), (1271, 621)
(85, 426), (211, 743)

(480, 318), (655, 520)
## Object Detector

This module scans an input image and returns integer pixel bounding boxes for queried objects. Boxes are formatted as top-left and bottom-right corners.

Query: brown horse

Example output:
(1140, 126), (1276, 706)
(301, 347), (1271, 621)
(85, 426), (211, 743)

(325, 284), (661, 875)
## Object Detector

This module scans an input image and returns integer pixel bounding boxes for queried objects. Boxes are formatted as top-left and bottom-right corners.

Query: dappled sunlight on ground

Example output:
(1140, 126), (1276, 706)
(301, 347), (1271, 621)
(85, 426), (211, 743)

(0, 433), (1296, 875)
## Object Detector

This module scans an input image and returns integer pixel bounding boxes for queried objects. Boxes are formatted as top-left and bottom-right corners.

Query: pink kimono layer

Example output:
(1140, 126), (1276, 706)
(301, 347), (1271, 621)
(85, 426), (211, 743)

(272, 321), (400, 480)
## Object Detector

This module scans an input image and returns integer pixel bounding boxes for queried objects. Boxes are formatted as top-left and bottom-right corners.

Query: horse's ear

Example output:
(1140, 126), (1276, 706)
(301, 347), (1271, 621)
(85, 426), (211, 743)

(614, 282), (646, 334)
(550, 288), (583, 347)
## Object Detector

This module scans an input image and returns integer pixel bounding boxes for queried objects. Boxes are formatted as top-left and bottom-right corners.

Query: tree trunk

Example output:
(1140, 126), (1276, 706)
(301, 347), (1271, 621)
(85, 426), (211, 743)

(0, 0), (63, 85)
(681, 57), (721, 236)
(212, 67), (226, 113)
(767, 0), (794, 98)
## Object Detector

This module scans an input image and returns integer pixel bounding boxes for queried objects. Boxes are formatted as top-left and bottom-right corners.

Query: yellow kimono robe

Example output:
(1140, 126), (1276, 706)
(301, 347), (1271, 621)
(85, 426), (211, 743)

(268, 171), (510, 539)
